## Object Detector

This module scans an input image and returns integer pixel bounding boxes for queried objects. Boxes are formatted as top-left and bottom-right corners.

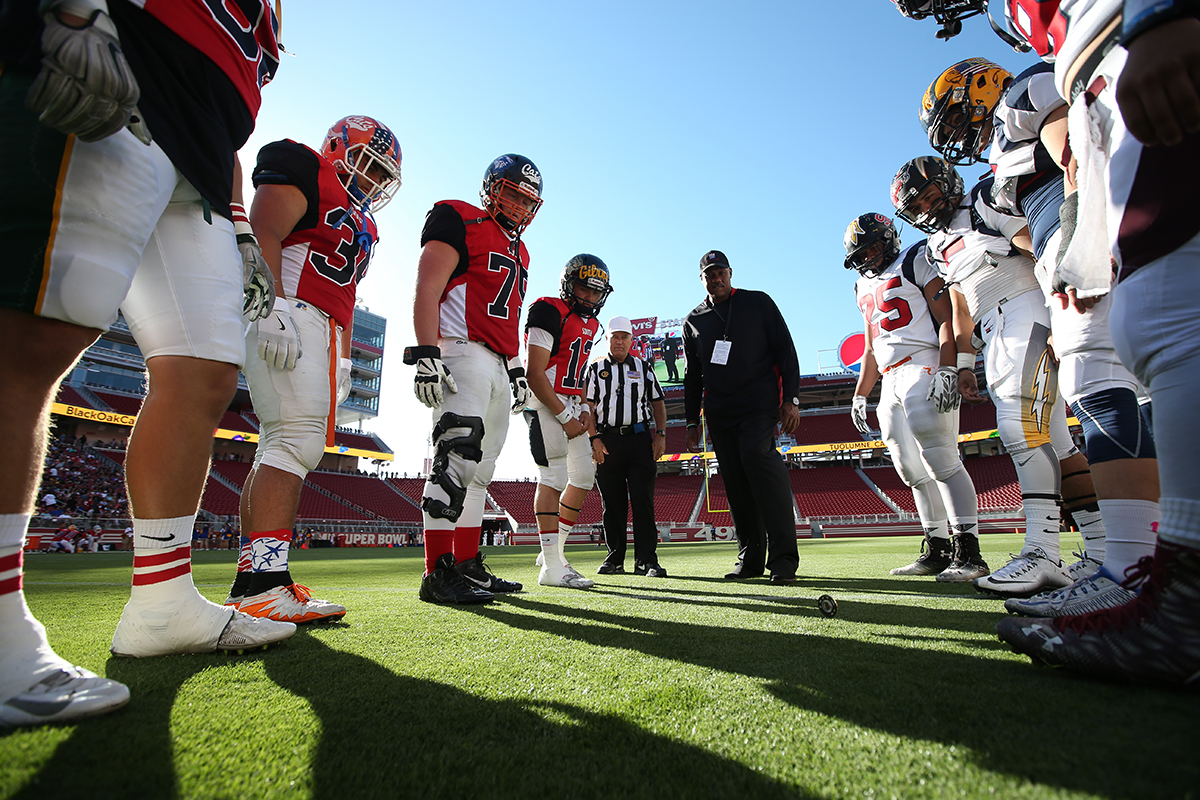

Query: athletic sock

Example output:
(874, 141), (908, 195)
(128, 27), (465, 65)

(130, 515), (200, 604)
(1071, 506), (1107, 563)
(1098, 498), (1159, 577)
(453, 525), (481, 564)
(1020, 498), (1062, 562)
(242, 529), (294, 596)
(557, 517), (573, 563)
(424, 530), (453, 574)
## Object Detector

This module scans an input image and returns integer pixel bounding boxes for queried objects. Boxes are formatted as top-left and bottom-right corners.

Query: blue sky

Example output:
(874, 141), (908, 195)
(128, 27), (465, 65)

(241, 0), (1043, 479)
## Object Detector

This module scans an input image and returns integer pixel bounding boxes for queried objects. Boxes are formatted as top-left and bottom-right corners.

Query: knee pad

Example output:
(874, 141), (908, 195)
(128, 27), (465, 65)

(257, 418), (327, 478)
(1071, 387), (1157, 464)
(566, 434), (595, 491)
(1010, 442), (1061, 501)
(423, 412), (484, 522)
(538, 461), (569, 493)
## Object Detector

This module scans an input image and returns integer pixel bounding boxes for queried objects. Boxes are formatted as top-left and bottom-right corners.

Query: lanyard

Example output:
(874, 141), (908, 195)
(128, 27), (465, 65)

(711, 291), (734, 341)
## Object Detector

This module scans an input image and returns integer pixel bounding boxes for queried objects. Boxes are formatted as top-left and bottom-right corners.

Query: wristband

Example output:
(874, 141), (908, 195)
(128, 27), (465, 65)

(956, 352), (975, 372)
(686, 423), (699, 429)
(656, 430), (666, 437)
(554, 408), (572, 425)
(229, 202), (256, 244)
(589, 434), (602, 442)
(339, 358), (352, 372)
(403, 344), (440, 365)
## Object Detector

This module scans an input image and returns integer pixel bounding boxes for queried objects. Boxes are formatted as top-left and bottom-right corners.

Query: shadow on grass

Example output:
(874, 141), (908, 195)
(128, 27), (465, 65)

(487, 596), (1200, 799)
(262, 638), (810, 800)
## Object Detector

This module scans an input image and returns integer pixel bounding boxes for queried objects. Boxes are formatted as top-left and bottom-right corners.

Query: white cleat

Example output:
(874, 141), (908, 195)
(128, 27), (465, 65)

(111, 593), (296, 657)
(539, 563), (594, 589)
(973, 548), (1071, 598)
(0, 665), (129, 728)
(1004, 567), (1137, 617)
(237, 584), (347, 624)
(1066, 554), (1102, 583)
(535, 551), (545, 567)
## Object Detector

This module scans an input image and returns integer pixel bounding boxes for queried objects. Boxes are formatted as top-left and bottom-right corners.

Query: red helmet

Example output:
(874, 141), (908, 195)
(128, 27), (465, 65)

(320, 116), (402, 211)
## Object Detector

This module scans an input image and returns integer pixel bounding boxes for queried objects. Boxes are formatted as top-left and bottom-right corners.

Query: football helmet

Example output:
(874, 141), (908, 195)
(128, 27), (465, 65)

(560, 254), (613, 319)
(1004, 0), (1067, 60)
(843, 213), (901, 278)
(890, 156), (964, 235)
(921, 58), (1013, 164)
(321, 116), (402, 211)
(893, 0), (1033, 50)
(481, 154), (543, 235)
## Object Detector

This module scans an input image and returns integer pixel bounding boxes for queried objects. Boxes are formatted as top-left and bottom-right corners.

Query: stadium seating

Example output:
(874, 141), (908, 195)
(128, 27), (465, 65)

(963, 456), (1023, 510)
(794, 413), (869, 445)
(664, 426), (689, 455)
(211, 461), (253, 489)
(200, 479), (241, 518)
(295, 485), (369, 521)
(958, 402), (998, 433)
(386, 477), (426, 507)
(696, 474), (733, 526)
(334, 430), (384, 452)
(485, 481), (537, 526)
(861, 466), (918, 513)
(218, 410), (257, 433)
(54, 385), (91, 408)
(654, 474), (703, 524)
(307, 472), (421, 522)
(791, 465), (892, 518)
(94, 391), (142, 416)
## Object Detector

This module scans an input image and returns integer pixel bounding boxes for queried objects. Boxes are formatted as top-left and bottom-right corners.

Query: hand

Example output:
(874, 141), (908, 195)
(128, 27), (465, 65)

(406, 345), (456, 409)
(686, 426), (701, 452)
(256, 297), (301, 370)
(1052, 285), (1103, 313)
(233, 205), (275, 321)
(958, 369), (985, 405)
(926, 366), (961, 413)
(1116, 19), (1200, 147)
(26, 9), (140, 142)
(652, 433), (666, 460)
(562, 416), (585, 439)
(336, 358), (353, 405)
(592, 437), (608, 465)
(779, 402), (800, 435)
(850, 395), (870, 435)
(506, 362), (531, 414)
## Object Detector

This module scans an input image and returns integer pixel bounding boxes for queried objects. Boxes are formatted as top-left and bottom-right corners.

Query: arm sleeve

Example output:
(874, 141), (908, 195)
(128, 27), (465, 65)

(526, 327), (555, 352)
(252, 140), (320, 231)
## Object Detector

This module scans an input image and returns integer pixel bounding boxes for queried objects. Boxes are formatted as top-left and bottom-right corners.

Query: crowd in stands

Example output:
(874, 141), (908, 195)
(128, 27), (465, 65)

(35, 436), (127, 522)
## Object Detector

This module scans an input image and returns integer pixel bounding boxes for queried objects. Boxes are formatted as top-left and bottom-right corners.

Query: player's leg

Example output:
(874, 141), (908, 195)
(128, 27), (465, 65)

(530, 400), (593, 590)
(111, 183), (295, 655)
(975, 295), (1071, 597)
(557, 429), (597, 573)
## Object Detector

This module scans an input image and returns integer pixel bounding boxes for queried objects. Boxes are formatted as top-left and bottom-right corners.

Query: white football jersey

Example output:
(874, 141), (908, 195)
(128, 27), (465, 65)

(925, 179), (1040, 320)
(989, 63), (1066, 183)
(855, 243), (941, 371)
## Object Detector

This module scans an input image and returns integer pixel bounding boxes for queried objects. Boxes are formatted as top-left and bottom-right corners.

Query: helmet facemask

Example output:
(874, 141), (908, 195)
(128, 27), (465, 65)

(485, 179), (543, 235)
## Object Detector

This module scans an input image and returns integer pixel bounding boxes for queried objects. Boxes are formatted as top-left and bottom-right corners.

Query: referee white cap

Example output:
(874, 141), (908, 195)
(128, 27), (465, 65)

(608, 316), (633, 334)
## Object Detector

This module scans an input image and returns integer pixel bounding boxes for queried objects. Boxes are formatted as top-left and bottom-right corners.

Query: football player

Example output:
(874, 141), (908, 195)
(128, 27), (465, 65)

(994, 1), (1200, 686)
(844, 213), (986, 582)
(922, 57), (1160, 618)
(1, 0), (294, 725)
(524, 255), (613, 589)
(224, 115), (402, 623)
(405, 154), (543, 604)
(892, 155), (1077, 599)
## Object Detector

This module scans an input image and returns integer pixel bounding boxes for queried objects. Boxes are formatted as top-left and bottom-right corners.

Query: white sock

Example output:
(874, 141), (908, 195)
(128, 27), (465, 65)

(558, 517), (573, 563)
(130, 515), (202, 604)
(1071, 507), (1107, 563)
(1098, 498), (1159, 577)
(1021, 498), (1061, 562)
(539, 531), (562, 569)
(0, 544), (69, 699)
(0, 513), (30, 549)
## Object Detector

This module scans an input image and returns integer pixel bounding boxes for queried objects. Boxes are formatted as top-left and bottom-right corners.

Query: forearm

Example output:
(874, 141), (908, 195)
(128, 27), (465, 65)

(652, 400), (667, 431)
(528, 371), (562, 414)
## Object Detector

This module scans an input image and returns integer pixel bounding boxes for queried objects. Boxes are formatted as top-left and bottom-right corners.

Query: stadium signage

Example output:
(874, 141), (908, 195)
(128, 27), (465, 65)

(52, 404), (137, 427)
(631, 317), (656, 336)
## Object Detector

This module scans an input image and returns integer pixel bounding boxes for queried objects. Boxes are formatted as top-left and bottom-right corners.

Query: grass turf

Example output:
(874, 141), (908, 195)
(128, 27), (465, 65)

(3, 534), (1198, 800)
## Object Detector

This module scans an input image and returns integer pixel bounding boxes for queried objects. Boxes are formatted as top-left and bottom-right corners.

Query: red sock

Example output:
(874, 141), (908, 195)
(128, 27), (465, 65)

(453, 526), (481, 563)
(424, 530), (453, 574)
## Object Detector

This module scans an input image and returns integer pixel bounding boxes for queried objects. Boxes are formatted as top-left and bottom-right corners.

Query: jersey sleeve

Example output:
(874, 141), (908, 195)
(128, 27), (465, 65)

(420, 203), (469, 272)
(976, 191), (1030, 242)
(526, 327), (555, 353)
(252, 140), (321, 232)
(998, 65), (1065, 144)
(524, 299), (563, 338)
(910, 244), (941, 288)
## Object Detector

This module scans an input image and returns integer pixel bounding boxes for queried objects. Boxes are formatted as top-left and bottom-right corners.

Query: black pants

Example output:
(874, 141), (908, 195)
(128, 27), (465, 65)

(707, 412), (799, 576)
(595, 430), (658, 565)
(664, 355), (679, 382)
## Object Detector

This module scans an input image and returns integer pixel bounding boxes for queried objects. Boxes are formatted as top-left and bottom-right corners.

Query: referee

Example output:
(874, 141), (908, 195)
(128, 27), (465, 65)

(584, 316), (668, 576)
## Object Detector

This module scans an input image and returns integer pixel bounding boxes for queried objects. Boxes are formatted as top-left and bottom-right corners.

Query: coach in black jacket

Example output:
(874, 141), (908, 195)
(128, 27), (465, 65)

(683, 250), (801, 581)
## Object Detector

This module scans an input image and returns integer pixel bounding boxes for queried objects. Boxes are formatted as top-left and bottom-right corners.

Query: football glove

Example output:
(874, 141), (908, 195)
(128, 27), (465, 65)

(405, 345), (457, 409)
(336, 358), (353, 405)
(851, 395), (870, 435)
(26, 9), (139, 143)
(926, 366), (961, 413)
(257, 297), (301, 370)
(507, 358), (531, 414)
(232, 202), (275, 322)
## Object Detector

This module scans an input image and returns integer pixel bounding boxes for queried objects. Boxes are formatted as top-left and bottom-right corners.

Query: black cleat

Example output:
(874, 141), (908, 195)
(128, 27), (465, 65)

(890, 530), (954, 576)
(597, 561), (626, 575)
(634, 561), (667, 577)
(456, 552), (522, 592)
(420, 553), (494, 604)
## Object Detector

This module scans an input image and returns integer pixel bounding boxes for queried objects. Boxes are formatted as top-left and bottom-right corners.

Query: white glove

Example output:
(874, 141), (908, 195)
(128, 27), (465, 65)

(507, 358), (532, 414)
(256, 297), (301, 370)
(336, 358), (353, 405)
(926, 366), (961, 413)
(232, 203), (275, 322)
(851, 395), (870, 435)
(26, 9), (140, 142)
(405, 345), (457, 409)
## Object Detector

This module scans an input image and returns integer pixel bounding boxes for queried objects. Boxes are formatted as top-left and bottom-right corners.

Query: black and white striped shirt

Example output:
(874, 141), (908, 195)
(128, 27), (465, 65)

(584, 355), (664, 429)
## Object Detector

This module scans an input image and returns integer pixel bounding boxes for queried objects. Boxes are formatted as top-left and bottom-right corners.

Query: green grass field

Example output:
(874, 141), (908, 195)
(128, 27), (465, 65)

(4, 535), (1198, 800)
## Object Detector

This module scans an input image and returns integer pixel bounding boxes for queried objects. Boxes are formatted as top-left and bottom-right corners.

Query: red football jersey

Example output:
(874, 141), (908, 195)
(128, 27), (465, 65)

(423, 200), (529, 359)
(132, 0), (279, 115)
(524, 297), (599, 397)
(253, 140), (378, 331)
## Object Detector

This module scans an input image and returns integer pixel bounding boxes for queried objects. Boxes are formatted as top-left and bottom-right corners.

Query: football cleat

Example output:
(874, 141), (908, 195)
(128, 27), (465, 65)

(996, 539), (1200, 686)
(937, 529), (990, 582)
(0, 665), (129, 728)
(973, 548), (1071, 598)
(634, 562), (668, 578)
(111, 592), (296, 657)
(597, 561), (625, 575)
(539, 563), (595, 589)
(890, 533), (953, 576)
(419, 553), (494, 605)
(223, 595), (243, 608)
(1067, 553), (1102, 583)
(238, 583), (347, 623)
(456, 553), (522, 593)
(535, 551), (544, 567)
(1004, 567), (1137, 617)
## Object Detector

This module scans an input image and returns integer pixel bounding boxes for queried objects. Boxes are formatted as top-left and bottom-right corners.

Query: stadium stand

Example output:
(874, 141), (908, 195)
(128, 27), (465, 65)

(211, 461), (253, 489)
(333, 430), (385, 452)
(386, 477), (426, 507)
(791, 465), (893, 518)
(862, 466), (919, 513)
(664, 426), (689, 455)
(963, 456), (1023, 510)
(93, 391), (142, 416)
(307, 472), (421, 522)
(295, 486), (370, 521)
(958, 402), (998, 433)
(54, 385), (91, 408)
(654, 474), (704, 524)
(485, 481), (537, 526)
(696, 474), (733, 526)
(200, 479), (241, 518)
(794, 413), (870, 445)
(218, 410), (257, 433)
